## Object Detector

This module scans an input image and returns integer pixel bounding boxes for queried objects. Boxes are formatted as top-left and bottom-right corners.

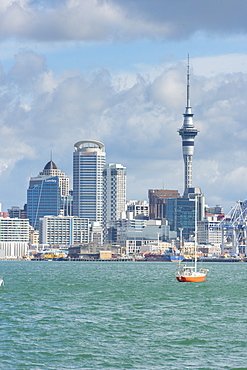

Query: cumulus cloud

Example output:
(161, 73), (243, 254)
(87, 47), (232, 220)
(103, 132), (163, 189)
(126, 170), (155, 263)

(1, 50), (247, 211)
(0, 0), (246, 42)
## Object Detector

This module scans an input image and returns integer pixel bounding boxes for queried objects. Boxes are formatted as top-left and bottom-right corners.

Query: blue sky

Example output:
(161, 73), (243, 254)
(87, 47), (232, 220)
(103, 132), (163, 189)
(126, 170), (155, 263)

(0, 0), (247, 213)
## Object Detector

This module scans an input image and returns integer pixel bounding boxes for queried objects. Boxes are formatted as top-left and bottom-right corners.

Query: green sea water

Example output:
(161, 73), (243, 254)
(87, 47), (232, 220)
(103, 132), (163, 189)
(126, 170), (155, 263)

(0, 261), (246, 370)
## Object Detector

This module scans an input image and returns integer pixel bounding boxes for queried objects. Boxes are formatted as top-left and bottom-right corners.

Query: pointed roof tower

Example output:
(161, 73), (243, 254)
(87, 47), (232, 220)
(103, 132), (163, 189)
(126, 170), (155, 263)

(178, 56), (199, 196)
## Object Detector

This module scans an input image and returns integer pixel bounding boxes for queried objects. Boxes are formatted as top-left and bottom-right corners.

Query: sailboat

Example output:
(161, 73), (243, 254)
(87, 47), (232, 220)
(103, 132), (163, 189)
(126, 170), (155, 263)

(176, 196), (208, 282)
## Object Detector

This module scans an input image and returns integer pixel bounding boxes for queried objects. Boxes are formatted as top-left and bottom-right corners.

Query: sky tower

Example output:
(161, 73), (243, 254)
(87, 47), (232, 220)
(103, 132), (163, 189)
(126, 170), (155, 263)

(178, 57), (199, 197)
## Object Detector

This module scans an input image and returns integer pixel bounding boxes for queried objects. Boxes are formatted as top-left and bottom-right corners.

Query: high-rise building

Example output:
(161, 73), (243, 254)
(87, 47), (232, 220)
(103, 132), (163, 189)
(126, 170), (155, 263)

(178, 58), (199, 197)
(26, 160), (69, 229)
(103, 163), (126, 223)
(73, 140), (106, 224)
(165, 189), (205, 240)
(39, 160), (69, 197)
(148, 189), (181, 219)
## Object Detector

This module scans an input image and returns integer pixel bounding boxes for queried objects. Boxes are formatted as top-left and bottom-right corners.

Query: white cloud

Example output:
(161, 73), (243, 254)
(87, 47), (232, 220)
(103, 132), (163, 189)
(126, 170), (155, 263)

(1, 50), (247, 211)
(0, 0), (246, 42)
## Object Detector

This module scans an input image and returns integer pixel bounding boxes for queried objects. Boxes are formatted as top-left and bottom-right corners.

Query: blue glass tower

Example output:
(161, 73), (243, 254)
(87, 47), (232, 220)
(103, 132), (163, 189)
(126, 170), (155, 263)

(178, 57), (199, 197)
(165, 197), (195, 240)
(27, 176), (62, 229)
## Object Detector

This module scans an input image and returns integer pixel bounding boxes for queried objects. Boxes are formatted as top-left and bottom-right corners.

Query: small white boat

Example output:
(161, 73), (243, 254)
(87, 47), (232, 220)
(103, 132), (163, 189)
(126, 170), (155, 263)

(0, 277), (4, 287)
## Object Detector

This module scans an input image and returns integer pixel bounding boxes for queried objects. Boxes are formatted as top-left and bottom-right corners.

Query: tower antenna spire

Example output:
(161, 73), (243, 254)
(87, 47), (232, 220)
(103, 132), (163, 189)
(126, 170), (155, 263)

(187, 54), (190, 108)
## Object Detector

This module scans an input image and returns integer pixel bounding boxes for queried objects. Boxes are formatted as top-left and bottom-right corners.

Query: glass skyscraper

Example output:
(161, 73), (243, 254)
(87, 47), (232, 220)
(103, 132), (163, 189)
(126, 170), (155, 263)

(26, 160), (69, 229)
(27, 176), (62, 229)
(73, 140), (106, 224)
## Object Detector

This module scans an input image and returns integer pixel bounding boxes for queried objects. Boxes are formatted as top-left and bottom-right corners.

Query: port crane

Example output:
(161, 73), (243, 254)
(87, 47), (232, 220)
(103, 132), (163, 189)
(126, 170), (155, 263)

(215, 200), (247, 254)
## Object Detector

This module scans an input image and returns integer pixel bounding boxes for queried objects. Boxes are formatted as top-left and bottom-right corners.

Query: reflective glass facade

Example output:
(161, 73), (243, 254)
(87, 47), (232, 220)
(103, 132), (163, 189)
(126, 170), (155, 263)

(165, 197), (195, 240)
(27, 176), (62, 229)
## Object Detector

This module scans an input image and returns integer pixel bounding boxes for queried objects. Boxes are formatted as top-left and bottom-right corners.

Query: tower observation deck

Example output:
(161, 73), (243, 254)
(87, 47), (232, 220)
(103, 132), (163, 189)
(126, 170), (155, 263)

(178, 57), (199, 197)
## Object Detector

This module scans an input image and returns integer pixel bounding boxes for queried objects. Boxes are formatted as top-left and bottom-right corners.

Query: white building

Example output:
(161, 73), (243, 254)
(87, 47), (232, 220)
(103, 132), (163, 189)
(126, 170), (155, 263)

(0, 217), (30, 258)
(103, 163), (126, 226)
(117, 219), (177, 255)
(126, 200), (149, 219)
(197, 215), (222, 246)
(73, 140), (106, 225)
(39, 215), (90, 246)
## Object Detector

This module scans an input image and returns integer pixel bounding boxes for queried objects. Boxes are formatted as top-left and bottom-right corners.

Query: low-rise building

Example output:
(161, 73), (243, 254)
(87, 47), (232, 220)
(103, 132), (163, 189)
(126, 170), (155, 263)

(39, 215), (90, 247)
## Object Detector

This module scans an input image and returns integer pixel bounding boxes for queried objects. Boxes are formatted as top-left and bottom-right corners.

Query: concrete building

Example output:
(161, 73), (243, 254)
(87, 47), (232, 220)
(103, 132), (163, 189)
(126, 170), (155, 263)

(0, 217), (29, 258)
(126, 200), (149, 219)
(73, 140), (106, 225)
(103, 163), (126, 224)
(197, 215), (222, 246)
(7, 206), (25, 219)
(113, 218), (177, 255)
(39, 215), (90, 246)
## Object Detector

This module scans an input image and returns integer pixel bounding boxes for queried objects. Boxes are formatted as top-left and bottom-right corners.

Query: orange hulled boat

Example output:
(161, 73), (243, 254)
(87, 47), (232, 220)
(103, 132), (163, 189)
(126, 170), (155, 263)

(176, 265), (208, 282)
(175, 195), (208, 283)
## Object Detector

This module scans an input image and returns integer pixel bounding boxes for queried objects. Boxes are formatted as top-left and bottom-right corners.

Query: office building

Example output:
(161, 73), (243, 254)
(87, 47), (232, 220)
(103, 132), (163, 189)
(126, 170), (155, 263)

(73, 140), (106, 224)
(103, 163), (126, 223)
(126, 200), (149, 219)
(197, 215), (222, 245)
(148, 189), (181, 219)
(165, 190), (205, 240)
(27, 160), (69, 229)
(0, 217), (29, 258)
(115, 218), (177, 255)
(39, 160), (69, 196)
(27, 176), (62, 229)
(7, 206), (26, 219)
(39, 215), (89, 246)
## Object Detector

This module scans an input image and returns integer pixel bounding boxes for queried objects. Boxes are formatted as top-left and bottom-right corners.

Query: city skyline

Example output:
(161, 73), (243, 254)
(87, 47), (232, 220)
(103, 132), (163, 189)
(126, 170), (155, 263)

(0, 1), (247, 212)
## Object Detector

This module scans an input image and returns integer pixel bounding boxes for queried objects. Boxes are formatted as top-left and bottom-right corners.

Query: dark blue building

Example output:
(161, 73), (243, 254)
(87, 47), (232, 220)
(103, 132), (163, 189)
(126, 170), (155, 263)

(27, 176), (62, 229)
(165, 197), (195, 240)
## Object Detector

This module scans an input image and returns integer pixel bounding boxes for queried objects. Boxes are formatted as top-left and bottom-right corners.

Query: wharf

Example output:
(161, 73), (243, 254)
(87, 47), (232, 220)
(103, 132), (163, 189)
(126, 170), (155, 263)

(28, 257), (247, 262)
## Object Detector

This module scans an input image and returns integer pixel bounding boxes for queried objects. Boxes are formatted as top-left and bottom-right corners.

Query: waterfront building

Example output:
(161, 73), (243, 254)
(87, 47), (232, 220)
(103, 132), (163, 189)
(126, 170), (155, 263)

(27, 175), (62, 229)
(148, 189), (181, 219)
(73, 140), (106, 225)
(165, 189), (205, 240)
(178, 58), (199, 197)
(0, 217), (29, 258)
(111, 218), (177, 255)
(126, 200), (149, 219)
(26, 160), (70, 229)
(197, 215), (222, 246)
(205, 204), (224, 216)
(103, 163), (126, 224)
(39, 215), (89, 246)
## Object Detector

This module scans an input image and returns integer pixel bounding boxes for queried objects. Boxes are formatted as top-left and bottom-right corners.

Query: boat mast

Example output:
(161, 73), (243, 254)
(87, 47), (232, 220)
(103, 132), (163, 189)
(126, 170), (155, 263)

(194, 195), (198, 272)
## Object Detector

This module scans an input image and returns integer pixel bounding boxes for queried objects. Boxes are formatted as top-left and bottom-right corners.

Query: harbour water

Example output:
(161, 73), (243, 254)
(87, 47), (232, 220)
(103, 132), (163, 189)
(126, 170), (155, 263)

(1, 261), (246, 369)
